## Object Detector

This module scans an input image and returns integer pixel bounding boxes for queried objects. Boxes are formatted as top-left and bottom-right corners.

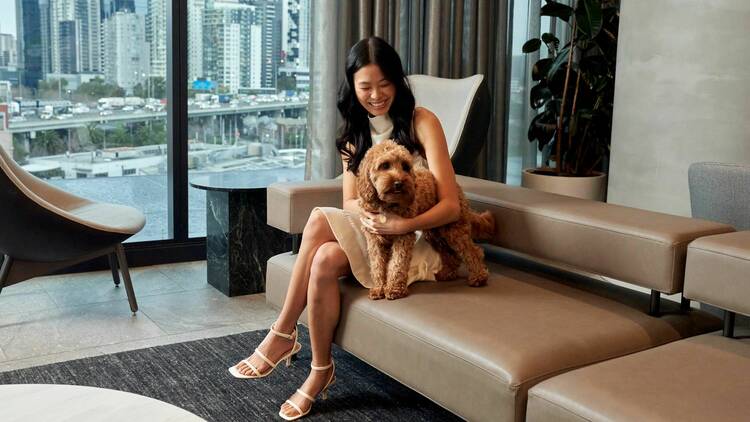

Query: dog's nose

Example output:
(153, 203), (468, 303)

(394, 181), (403, 189)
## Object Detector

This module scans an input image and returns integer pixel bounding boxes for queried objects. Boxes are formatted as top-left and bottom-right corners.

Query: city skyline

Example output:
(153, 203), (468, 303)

(2, 0), (309, 95)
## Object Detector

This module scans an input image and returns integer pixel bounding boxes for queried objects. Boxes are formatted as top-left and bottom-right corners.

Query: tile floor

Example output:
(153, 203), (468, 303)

(0, 261), (279, 372)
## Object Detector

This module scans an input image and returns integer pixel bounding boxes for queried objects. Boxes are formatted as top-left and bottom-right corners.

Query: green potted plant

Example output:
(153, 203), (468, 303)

(521, 0), (619, 200)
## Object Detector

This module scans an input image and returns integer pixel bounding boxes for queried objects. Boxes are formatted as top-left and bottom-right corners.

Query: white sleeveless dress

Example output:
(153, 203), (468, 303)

(314, 114), (442, 288)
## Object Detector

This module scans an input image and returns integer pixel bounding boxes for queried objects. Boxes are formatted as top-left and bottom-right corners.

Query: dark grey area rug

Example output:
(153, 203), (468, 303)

(0, 327), (460, 421)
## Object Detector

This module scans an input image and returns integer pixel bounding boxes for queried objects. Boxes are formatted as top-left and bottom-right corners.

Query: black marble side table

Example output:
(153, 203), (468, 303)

(191, 172), (291, 296)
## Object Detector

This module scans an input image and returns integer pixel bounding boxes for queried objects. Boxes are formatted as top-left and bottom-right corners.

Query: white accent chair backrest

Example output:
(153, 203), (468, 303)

(407, 74), (490, 175)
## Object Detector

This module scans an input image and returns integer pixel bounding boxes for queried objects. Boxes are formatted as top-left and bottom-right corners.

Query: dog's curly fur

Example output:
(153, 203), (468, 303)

(357, 140), (495, 300)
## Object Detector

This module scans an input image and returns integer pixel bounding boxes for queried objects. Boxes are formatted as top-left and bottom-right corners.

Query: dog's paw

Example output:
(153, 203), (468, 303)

(467, 267), (490, 287)
(385, 287), (409, 300)
(467, 277), (488, 287)
(467, 268), (489, 287)
(435, 266), (459, 281)
(368, 287), (385, 300)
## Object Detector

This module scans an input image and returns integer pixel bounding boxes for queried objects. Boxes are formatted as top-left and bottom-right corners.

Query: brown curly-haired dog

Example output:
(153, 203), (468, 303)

(357, 140), (495, 300)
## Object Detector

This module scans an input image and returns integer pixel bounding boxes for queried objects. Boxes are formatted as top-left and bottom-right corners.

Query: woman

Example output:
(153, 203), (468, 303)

(228, 36), (462, 420)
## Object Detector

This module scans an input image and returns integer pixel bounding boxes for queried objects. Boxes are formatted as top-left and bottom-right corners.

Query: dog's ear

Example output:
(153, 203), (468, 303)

(356, 154), (379, 210)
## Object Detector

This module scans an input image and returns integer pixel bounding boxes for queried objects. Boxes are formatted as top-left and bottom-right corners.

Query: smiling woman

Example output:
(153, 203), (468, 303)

(353, 65), (395, 116)
(227, 36), (462, 421)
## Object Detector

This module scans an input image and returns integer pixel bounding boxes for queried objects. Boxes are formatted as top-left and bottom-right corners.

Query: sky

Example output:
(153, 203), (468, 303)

(0, 1), (16, 37)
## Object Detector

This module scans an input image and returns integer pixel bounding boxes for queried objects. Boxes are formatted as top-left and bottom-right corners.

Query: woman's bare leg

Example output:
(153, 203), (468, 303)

(280, 241), (348, 418)
(234, 209), (340, 376)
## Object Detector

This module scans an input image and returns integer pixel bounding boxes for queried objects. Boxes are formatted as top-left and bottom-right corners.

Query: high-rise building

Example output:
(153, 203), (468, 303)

(188, 0), (204, 82)
(248, 24), (262, 89)
(203, 0), (257, 93)
(103, 11), (149, 92)
(133, 0), (147, 16)
(102, 0), (135, 19)
(245, 0), (281, 89)
(77, 0), (102, 72)
(40, 0), (53, 75)
(281, 0), (308, 69)
(0, 33), (17, 67)
(146, 0), (167, 78)
(49, 0), (101, 74)
(15, 0), (44, 88)
(58, 20), (79, 73)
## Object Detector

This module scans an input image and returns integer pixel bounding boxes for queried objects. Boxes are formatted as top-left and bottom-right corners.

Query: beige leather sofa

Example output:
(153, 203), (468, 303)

(264, 175), (733, 421)
(527, 230), (750, 422)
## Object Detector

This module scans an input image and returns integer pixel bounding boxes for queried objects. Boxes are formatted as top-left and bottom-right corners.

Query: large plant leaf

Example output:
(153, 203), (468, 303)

(528, 109), (557, 147)
(523, 38), (542, 53)
(546, 46), (571, 79)
(541, 1), (574, 22)
(576, 0), (603, 40)
(541, 32), (560, 52)
(530, 84), (553, 109)
(532, 58), (553, 81)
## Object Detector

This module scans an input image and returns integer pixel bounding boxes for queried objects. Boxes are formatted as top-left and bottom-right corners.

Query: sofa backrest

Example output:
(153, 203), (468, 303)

(457, 175), (735, 295)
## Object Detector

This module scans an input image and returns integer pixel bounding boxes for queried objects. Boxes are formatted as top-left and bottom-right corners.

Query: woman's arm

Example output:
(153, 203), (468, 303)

(361, 107), (461, 235)
(408, 107), (461, 229)
(341, 151), (360, 214)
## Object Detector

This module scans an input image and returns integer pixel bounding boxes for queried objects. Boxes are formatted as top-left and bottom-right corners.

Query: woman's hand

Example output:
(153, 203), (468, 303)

(360, 210), (414, 235)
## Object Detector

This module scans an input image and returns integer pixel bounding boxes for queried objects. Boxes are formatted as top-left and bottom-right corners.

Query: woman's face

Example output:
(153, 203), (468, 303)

(353, 64), (396, 117)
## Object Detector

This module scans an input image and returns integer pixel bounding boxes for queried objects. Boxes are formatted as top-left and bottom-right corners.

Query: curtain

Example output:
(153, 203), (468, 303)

(306, 0), (510, 182)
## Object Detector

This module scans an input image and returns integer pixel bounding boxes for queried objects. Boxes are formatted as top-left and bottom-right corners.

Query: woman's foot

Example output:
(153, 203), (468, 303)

(279, 361), (336, 420)
(231, 323), (299, 377)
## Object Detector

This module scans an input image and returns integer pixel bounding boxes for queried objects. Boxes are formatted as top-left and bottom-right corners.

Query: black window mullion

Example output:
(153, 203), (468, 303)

(167, 0), (189, 241)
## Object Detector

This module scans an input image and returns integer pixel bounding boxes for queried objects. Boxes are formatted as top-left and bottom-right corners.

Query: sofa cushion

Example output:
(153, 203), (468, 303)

(266, 252), (720, 422)
(685, 231), (750, 317)
(455, 175), (734, 294)
(527, 332), (750, 422)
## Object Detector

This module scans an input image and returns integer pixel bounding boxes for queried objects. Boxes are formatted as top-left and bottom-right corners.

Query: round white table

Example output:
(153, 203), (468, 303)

(1, 384), (206, 422)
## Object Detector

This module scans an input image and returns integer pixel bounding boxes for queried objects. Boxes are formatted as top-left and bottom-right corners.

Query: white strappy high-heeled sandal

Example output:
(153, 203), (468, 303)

(278, 360), (336, 421)
(228, 323), (302, 379)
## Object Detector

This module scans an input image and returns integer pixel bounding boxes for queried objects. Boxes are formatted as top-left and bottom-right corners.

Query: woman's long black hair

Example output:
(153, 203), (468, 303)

(336, 36), (424, 175)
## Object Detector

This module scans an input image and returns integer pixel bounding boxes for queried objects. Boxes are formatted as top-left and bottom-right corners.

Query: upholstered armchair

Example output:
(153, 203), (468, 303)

(0, 146), (145, 314)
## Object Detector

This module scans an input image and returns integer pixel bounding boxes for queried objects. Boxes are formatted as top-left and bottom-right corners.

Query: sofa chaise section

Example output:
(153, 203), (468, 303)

(527, 231), (750, 422)
(265, 176), (731, 421)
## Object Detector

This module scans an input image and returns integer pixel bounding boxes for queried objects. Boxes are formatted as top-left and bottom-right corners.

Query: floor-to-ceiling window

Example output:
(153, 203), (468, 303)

(3, 0), (169, 242)
(0, 0), (311, 246)
(186, 0), (309, 238)
(505, 0), (571, 185)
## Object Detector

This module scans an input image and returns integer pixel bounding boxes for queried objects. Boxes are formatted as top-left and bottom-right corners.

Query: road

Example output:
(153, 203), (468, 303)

(6, 101), (307, 133)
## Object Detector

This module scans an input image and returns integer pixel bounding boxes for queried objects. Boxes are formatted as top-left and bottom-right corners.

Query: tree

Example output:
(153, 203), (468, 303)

(76, 78), (125, 100)
(108, 125), (132, 147)
(277, 74), (297, 92)
(86, 123), (105, 149)
(151, 77), (166, 99)
(31, 130), (66, 157)
(134, 121), (166, 146)
(132, 77), (166, 99)
(12, 136), (28, 164)
(37, 78), (69, 99)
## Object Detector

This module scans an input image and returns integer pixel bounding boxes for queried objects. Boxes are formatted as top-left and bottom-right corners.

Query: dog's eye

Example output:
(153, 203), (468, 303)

(402, 162), (411, 172)
(378, 162), (391, 171)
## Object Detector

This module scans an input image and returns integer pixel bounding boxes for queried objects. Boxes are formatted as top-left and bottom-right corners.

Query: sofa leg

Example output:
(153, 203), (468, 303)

(0, 254), (13, 295)
(724, 310), (736, 338)
(115, 244), (139, 314)
(108, 252), (121, 286)
(680, 294), (691, 312)
(649, 290), (661, 316)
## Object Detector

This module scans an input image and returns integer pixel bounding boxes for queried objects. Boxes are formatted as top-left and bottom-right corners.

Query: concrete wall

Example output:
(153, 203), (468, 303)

(607, 0), (750, 216)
